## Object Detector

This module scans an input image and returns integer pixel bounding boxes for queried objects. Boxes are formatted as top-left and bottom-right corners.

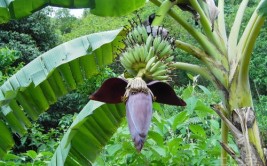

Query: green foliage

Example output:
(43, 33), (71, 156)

(53, 8), (78, 36)
(257, 0), (267, 16)
(0, 150), (53, 166)
(250, 25), (267, 95)
(0, 8), (59, 63)
(0, 31), (41, 63)
(0, 114), (73, 165)
(0, 47), (23, 85)
(61, 13), (130, 42)
(254, 95), (267, 145)
(61, 2), (159, 42)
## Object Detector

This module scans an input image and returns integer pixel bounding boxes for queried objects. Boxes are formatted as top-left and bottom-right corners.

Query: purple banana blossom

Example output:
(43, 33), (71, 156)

(90, 77), (186, 152)
(126, 92), (152, 151)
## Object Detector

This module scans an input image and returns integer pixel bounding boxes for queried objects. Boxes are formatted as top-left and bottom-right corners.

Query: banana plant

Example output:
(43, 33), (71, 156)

(0, 0), (267, 165)
(148, 0), (267, 165)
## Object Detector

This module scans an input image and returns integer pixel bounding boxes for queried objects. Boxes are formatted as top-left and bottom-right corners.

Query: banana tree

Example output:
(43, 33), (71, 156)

(0, 0), (267, 165)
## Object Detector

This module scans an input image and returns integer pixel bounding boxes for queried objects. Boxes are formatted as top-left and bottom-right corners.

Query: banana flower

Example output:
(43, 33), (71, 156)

(90, 77), (186, 151)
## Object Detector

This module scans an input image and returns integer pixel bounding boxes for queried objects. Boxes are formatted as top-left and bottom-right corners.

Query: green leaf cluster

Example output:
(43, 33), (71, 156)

(0, 9), (59, 63)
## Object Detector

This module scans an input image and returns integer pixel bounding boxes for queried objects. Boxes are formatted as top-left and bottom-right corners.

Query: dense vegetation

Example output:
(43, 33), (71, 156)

(0, 1), (266, 165)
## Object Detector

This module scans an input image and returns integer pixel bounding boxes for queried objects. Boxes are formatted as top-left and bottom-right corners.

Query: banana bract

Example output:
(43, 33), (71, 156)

(90, 77), (186, 151)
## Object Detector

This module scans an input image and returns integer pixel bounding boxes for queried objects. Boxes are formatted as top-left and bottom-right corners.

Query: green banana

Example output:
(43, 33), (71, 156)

(156, 64), (167, 71)
(120, 55), (132, 68)
(132, 46), (141, 62)
(153, 75), (170, 81)
(164, 55), (174, 62)
(134, 46), (142, 62)
(149, 60), (162, 73)
(145, 56), (156, 71)
(128, 48), (138, 62)
(153, 36), (162, 50)
(133, 28), (142, 44)
(145, 35), (154, 51)
(155, 40), (168, 55)
(139, 45), (146, 62)
(127, 32), (136, 44)
(159, 44), (173, 58)
(145, 47), (155, 62)
(151, 69), (167, 77)
(125, 50), (136, 63)
(123, 52), (135, 65)
(137, 25), (148, 42)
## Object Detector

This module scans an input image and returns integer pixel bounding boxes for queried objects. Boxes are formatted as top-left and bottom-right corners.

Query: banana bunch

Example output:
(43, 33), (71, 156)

(145, 35), (173, 59)
(125, 25), (148, 45)
(120, 44), (147, 73)
(121, 24), (175, 82)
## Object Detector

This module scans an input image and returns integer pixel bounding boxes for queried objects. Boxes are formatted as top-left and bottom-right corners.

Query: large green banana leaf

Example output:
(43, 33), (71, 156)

(49, 101), (126, 166)
(0, 28), (125, 158)
(0, 0), (146, 23)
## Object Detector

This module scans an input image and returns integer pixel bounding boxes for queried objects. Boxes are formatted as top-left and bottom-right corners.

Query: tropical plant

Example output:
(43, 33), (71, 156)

(0, 47), (23, 85)
(0, 0), (266, 166)
(0, 8), (59, 63)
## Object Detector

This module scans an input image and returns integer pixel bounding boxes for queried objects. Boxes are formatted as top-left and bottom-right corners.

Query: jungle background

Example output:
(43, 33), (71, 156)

(0, 1), (266, 165)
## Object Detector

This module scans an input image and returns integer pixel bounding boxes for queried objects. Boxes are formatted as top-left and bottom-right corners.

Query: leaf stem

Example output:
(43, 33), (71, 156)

(174, 40), (207, 60)
(171, 62), (212, 81)
(189, 0), (227, 54)
(151, 0), (177, 26)
(239, 15), (265, 83)
(150, 0), (220, 59)
(217, 0), (227, 44)
(228, 0), (249, 61)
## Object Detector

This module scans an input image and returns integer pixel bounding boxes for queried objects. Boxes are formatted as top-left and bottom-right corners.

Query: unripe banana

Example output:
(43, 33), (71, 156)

(155, 40), (168, 55)
(137, 26), (148, 42)
(124, 39), (131, 46)
(145, 47), (154, 62)
(145, 56), (156, 71)
(120, 56), (132, 68)
(139, 46), (146, 62)
(159, 44), (173, 58)
(164, 55), (174, 62)
(126, 50), (137, 63)
(153, 75), (170, 81)
(127, 48), (138, 62)
(127, 32), (136, 44)
(156, 64), (168, 71)
(124, 52), (135, 65)
(132, 46), (141, 62)
(153, 36), (162, 50)
(133, 28), (142, 44)
(121, 22), (175, 81)
(149, 60), (162, 73)
(151, 69), (167, 77)
(145, 35), (154, 51)
(135, 46), (143, 62)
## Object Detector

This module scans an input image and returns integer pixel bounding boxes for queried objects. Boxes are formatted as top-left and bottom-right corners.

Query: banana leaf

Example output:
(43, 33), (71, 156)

(49, 101), (126, 165)
(0, 0), (146, 23)
(0, 28), (125, 158)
